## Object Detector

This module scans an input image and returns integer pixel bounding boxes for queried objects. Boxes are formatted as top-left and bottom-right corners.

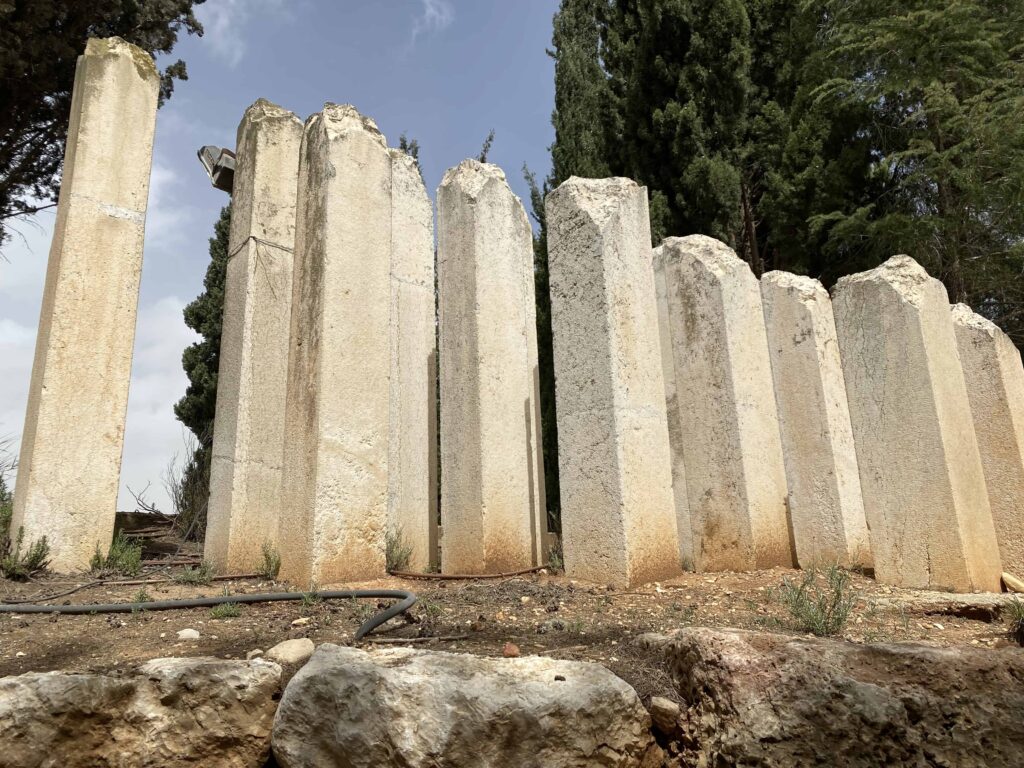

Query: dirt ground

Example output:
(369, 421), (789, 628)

(2, 533), (1020, 703)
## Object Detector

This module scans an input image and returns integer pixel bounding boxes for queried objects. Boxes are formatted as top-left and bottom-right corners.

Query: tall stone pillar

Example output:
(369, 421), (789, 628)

(833, 256), (1001, 592)
(278, 105), (392, 585)
(952, 303), (1024, 577)
(437, 161), (546, 573)
(11, 38), (159, 572)
(546, 177), (681, 587)
(654, 236), (792, 573)
(204, 100), (302, 573)
(761, 271), (871, 568)
(388, 150), (438, 572)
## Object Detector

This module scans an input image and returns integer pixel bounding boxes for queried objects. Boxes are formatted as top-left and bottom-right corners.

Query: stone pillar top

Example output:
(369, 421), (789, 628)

(84, 36), (159, 82)
(439, 159), (509, 196)
(309, 103), (387, 146)
(835, 254), (934, 303)
(952, 303), (1001, 337)
(243, 97), (301, 124)
(762, 270), (829, 302)
(657, 235), (752, 281)
(547, 176), (643, 223)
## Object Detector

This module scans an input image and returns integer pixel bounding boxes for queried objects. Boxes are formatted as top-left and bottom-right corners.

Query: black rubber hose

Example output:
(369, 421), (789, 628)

(0, 589), (418, 641)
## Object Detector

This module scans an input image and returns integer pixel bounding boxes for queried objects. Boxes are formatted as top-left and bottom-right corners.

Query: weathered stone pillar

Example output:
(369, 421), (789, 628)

(952, 303), (1024, 577)
(437, 161), (545, 573)
(388, 150), (438, 572)
(203, 100), (302, 573)
(833, 256), (1001, 592)
(11, 38), (159, 572)
(546, 177), (681, 587)
(278, 105), (392, 585)
(761, 271), (872, 568)
(653, 236), (792, 572)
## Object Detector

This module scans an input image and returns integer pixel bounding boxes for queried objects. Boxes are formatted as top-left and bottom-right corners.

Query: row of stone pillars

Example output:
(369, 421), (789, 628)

(10, 38), (1021, 592)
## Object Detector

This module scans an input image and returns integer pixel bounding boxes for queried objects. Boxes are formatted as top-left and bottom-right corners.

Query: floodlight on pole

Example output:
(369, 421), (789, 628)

(197, 145), (236, 193)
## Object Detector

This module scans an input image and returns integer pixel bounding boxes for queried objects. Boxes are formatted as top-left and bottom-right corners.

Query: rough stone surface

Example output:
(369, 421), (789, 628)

(0, 657), (281, 768)
(389, 149), (439, 572)
(639, 627), (1024, 768)
(546, 177), (681, 587)
(953, 303), (1024, 577)
(437, 160), (546, 573)
(833, 256), (1002, 591)
(271, 644), (652, 767)
(265, 637), (314, 666)
(653, 236), (792, 572)
(11, 37), (159, 572)
(761, 271), (872, 568)
(205, 99), (302, 574)
(647, 695), (680, 736)
(279, 105), (392, 584)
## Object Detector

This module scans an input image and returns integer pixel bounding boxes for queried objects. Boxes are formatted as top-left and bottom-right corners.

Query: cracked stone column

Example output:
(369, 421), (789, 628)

(546, 177), (681, 587)
(11, 38), (159, 572)
(437, 160), (546, 573)
(833, 256), (1001, 592)
(761, 271), (872, 568)
(952, 303), (1024, 577)
(654, 236), (792, 573)
(278, 105), (392, 585)
(388, 149), (438, 573)
(204, 99), (302, 573)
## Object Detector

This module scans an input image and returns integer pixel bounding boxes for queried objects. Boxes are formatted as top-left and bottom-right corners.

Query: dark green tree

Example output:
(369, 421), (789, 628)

(171, 203), (229, 538)
(0, 0), (205, 250)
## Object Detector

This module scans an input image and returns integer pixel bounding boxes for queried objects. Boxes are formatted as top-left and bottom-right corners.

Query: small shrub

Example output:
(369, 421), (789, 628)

(385, 527), (412, 573)
(210, 602), (241, 619)
(773, 565), (858, 637)
(91, 531), (142, 576)
(257, 542), (281, 579)
(548, 537), (564, 572)
(0, 467), (51, 580)
(132, 588), (152, 603)
(1007, 597), (1024, 646)
(173, 561), (214, 585)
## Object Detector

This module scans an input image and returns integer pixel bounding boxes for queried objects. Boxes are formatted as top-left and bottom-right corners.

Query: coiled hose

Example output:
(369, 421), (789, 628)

(0, 589), (418, 641)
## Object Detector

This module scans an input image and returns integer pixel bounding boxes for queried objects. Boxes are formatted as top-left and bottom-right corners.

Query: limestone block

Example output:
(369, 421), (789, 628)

(388, 150), (438, 572)
(952, 304), (1024, 576)
(546, 177), (681, 587)
(761, 271), (872, 568)
(11, 38), (159, 572)
(436, 160), (546, 574)
(832, 256), (1001, 592)
(279, 105), (392, 585)
(204, 99), (302, 574)
(653, 236), (792, 572)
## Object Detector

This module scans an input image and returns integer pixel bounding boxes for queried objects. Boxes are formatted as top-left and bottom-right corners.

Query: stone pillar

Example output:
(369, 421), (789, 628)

(761, 271), (872, 568)
(952, 303), (1024, 577)
(388, 150), (438, 572)
(436, 161), (545, 573)
(203, 99), (302, 573)
(653, 236), (792, 572)
(546, 177), (681, 587)
(833, 256), (1001, 592)
(278, 105), (392, 585)
(11, 38), (159, 572)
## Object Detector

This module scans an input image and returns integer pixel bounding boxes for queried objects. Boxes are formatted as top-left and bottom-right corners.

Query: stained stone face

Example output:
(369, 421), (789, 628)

(653, 236), (793, 573)
(952, 303), (1024, 577)
(12, 37), (159, 572)
(546, 176), (681, 587)
(761, 271), (872, 569)
(204, 99), (303, 574)
(437, 160), (546, 574)
(833, 256), (1001, 592)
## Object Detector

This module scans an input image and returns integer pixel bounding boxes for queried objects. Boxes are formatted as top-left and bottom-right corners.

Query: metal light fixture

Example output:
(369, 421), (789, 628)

(197, 145), (237, 193)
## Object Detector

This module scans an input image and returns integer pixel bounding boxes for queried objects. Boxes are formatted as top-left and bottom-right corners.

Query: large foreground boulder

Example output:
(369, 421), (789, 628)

(272, 644), (653, 767)
(639, 628), (1024, 767)
(0, 657), (281, 768)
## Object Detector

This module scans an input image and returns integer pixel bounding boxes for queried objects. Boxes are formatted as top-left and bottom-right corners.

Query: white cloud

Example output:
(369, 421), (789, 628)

(411, 0), (455, 45)
(196, 0), (288, 68)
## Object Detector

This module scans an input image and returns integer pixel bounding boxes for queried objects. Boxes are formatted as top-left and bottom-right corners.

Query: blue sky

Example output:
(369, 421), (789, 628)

(0, 0), (559, 510)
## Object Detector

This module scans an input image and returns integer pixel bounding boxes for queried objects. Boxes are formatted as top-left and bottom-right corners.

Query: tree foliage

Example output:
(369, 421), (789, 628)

(0, 0), (204, 250)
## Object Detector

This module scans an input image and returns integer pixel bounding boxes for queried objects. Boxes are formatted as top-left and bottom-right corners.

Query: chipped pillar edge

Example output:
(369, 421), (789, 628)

(12, 37), (159, 571)
(546, 176), (681, 587)
(204, 99), (303, 573)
